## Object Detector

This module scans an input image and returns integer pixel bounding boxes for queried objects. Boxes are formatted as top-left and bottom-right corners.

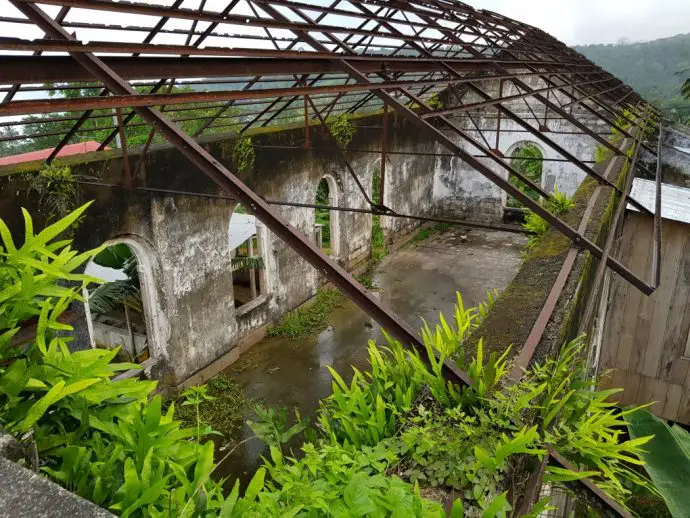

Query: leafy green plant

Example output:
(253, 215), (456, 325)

(267, 289), (344, 339)
(522, 188), (573, 250)
(1, 204), (657, 518)
(549, 188), (574, 215)
(247, 405), (309, 448)
(0, 203), (226, 517)
(427, 93), (443, 110)
(315, 178), (331, 248)
(25, 163), (82, 221)
(328, 113), (356, 147)
(371, 167), (389, 263)
(508, 144), (544, 208)
(231, 255), (264, 271)
(627, 410), (690, 517)
(181, 384), (217, 443)
(88, 243), (142, 315)
(232, 136), (256, 173)
(174, 374), (254, 443)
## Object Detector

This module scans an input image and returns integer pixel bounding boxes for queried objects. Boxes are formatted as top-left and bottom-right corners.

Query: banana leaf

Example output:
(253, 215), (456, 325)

(627, 409), (690, 517)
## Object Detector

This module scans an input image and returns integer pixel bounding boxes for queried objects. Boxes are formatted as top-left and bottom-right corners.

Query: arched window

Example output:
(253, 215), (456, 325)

(229, 204), (266, 308)
(507, 142), (544, 208)
(84, 241), (153, 364)
(314, 175), (340, 257)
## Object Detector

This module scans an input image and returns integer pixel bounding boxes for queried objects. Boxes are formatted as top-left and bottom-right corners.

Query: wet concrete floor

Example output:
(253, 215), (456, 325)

(216, 227), (526, 483)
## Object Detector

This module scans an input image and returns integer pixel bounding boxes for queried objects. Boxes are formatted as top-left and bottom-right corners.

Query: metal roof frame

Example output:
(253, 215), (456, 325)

(1, 1), (664, 515)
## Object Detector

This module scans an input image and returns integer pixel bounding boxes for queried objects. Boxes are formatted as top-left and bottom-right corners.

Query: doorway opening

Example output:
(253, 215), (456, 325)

(506, 142), (544, 208)
(229, 205), (266, 308)
(314, 175), (339, 257)
(84, 243), (149, 363)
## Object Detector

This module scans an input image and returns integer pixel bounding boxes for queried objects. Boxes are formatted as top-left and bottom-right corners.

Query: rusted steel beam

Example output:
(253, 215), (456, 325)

(1, 6), (70, 104)
(7, 0), (472, 389)
(0, 77), (494, 117)
(9, 0), (520, 49)
(420, 77), (611, 119)
(260, 0), (656, 298)
(45, 88), (108, 164)
(353, 6), (652, 219)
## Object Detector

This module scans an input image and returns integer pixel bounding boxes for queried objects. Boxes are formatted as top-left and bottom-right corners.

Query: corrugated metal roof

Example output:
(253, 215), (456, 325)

(628, 178), (690, 225)
(0, 141), (107, 166)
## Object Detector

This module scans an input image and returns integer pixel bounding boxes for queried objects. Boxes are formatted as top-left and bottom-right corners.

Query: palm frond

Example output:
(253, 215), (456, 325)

(89, 280), (141, 315)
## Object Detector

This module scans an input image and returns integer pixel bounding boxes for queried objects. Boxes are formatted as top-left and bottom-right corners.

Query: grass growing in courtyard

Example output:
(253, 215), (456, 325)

(174, 375), (255, 442)
(371, 214), (389, 262)
(267, 289), (345, 339)
(412, 222), (453, 243)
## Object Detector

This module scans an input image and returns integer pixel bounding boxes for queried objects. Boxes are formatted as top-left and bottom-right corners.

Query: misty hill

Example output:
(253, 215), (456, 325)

(574, 33), (690, 115)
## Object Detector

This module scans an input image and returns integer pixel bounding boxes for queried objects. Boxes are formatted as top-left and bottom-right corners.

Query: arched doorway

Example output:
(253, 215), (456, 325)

(83, 239), (163, 364)
(314, 174), (340, 257)
(506, 142), (545, 208)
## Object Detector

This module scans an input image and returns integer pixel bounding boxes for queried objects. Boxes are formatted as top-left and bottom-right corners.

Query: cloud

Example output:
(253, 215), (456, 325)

(464, 0), (690, 45)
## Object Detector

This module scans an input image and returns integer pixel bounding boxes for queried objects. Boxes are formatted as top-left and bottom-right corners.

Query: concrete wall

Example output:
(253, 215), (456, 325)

(0, 78), (612, 384)
(433, 77), (608, 223)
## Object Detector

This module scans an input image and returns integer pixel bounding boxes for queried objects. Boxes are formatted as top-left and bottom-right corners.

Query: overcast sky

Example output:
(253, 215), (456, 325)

(465, 0), (690, 45)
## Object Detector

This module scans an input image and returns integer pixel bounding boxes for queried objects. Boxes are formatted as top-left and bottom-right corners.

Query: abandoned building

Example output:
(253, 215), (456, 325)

(0, 0), (687, 516)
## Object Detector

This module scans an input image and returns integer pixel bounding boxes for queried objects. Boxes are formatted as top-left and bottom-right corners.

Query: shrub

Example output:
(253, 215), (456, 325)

(0, 204), (226, 516)
(25, 163), (82, 221)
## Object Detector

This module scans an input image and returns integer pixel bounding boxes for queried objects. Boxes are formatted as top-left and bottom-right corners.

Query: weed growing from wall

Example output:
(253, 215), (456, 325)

(371, 167), (389, 263)
(233, 136), (256, 173)
(328, 113), (356, 147)
(25, 163), (82, 221)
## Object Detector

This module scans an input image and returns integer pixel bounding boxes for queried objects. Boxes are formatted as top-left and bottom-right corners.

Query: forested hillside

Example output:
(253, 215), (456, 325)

(574, 33), (690, 118)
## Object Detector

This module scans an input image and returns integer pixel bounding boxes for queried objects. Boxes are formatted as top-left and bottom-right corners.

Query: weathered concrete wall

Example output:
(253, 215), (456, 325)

(433, 77), (610, 223)
(0, 114), (445, 383)
(0, 77), (614, 384)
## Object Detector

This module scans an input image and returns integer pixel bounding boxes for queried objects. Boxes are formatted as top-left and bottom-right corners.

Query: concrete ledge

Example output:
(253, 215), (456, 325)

(0, 457), (114, 518)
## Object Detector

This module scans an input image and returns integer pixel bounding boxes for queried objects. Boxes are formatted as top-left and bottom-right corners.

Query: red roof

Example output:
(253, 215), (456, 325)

(0, 141), (107, 166)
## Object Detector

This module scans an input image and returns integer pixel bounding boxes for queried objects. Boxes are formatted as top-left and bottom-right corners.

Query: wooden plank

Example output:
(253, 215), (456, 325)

(637, 375), (664, 415)
(662, 384), (684, 422)
(650, 378), (670, 416)
(599, 217), (637, 370)
(658, 224), (690, 381)
(677, 389), (690, 426)
(619, 371), (642, 406)
(642, 222), (687, 378)
(670, 358), (690, 386)
(615, 215), (648, 370)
